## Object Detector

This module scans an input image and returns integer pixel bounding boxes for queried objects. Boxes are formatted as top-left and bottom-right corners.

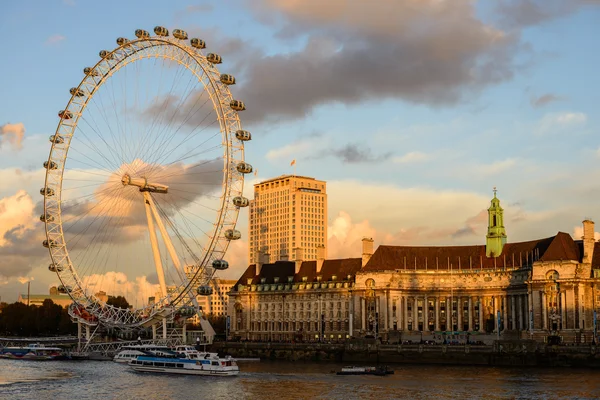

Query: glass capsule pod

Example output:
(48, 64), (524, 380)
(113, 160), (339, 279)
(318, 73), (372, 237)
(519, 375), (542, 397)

(212, 260), (229, 270)
(206, 53), (222, 64)
(44, 161), (58, 170)
(58, 110), (73, 119)
(224, 229), (241, 240)
(154, 26), (169, 36)
(135, 29), (150, 39)
(69, 87), (84, 97)
(49, 134), (64, 144)
(236, 162), (253, 174)
(232, 196), (249, 207)
(48, 263), (64, 272)
(179, 306), (196, 316)
(173, 29), (188, 40)
(220, 74), (236, 85)
(40, 213), (54, 222)
(99, 50), (113, 59)
(235, 130), (251, 141)
(197, 285), (213, 296)
(84, 67), (99, 76)
(230, 100), (246, 111)
(57, 285), (71, 294)
(40, 187), (55, 196)
(116, 37), (129, 46)
(43, 239), (57, 248)
(190, 38), (206, 49)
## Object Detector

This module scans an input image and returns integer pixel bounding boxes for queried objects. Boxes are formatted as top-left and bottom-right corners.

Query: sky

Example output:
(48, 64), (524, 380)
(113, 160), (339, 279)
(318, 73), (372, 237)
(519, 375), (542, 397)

(0, 0), (599, 305)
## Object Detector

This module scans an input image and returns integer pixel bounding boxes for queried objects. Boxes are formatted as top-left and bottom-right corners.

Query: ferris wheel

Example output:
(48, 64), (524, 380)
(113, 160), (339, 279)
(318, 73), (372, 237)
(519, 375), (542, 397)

(40, 26), (252, 329)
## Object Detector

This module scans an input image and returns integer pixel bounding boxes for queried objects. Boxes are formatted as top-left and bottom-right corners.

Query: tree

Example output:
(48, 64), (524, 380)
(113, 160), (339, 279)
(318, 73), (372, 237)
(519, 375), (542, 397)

(107, 295), (130, 309)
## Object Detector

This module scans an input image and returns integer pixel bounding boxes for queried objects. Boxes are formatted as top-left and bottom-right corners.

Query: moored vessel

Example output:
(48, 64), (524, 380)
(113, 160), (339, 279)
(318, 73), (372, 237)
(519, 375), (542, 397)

(336, 366), (393, 376)
(0, 343), (67, 360)
(128, 354), (239, 376)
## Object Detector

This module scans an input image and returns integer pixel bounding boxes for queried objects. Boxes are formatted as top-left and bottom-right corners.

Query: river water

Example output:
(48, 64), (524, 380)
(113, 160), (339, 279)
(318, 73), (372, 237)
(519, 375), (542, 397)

(1, 359), (599, 400)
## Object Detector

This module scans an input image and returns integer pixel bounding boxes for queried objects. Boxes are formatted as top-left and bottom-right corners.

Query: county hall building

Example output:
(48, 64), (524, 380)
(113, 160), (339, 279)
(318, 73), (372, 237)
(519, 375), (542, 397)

(228, 191), (600, 344)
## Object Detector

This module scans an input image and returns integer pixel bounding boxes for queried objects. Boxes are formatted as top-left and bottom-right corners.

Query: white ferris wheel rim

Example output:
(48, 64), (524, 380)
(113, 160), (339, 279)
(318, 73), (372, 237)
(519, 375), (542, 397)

(41, 31), (248, 328)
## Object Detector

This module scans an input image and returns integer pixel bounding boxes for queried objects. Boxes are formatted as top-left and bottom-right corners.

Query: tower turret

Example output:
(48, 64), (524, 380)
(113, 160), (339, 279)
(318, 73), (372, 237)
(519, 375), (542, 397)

(486, 187), (507, 257)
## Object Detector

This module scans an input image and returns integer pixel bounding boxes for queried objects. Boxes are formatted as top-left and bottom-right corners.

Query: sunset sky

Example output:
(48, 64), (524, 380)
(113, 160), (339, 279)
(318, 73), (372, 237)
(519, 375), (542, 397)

(0, 0), (599, 304)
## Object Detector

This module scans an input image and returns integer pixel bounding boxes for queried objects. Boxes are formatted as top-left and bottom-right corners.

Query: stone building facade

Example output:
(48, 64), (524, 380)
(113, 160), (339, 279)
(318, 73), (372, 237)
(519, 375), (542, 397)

(229, 194), (600, 343)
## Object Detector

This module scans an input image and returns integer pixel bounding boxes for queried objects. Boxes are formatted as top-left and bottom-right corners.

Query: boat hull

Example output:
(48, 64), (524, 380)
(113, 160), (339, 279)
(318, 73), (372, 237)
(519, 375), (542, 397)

(131, 365), (239, 376)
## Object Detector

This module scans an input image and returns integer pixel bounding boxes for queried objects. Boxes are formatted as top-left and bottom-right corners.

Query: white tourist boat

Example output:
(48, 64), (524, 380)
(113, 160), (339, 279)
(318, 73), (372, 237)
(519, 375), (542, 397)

(128, 354), (239, 376)
(171, 345), (218, 360)
(0, 343), (67, 360)
(113, 344), (171, 363)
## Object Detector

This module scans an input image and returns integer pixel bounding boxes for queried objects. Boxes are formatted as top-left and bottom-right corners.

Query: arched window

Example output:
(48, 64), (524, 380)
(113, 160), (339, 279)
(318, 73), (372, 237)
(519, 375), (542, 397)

(546, 270), (559, 281)
(493, 215), (497, 226)
(365, 279), (375, 298)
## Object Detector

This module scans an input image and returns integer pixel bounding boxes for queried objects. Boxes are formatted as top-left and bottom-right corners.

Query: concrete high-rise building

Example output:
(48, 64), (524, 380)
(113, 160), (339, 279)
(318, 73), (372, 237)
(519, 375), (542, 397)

(249, 175), (327, 264)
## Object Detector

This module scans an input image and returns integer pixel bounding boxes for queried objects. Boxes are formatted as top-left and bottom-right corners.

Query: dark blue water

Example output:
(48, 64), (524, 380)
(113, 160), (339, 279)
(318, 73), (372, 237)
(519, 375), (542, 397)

(1, 359), (599, 399)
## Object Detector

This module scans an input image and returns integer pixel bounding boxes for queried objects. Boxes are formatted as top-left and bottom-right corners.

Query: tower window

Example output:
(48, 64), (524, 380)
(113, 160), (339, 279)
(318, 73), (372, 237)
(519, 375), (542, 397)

(493, 215), (497, 226)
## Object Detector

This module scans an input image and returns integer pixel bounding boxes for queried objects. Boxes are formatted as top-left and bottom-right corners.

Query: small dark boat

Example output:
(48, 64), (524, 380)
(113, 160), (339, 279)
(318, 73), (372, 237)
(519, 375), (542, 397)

(336, 366), (393, 376)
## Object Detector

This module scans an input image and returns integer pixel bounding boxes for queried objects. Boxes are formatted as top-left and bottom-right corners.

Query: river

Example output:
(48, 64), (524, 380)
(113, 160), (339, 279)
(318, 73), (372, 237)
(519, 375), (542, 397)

(1, 359), (599, 399)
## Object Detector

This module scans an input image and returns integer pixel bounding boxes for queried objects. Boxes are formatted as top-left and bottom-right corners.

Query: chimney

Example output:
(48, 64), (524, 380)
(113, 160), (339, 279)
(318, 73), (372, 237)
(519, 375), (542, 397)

(362, 237), (374, 268)
(316, 245), (325, 274)
(582, 219), (595, 264)
(257, 251), (270, 275)
(294, 247), (303, 274)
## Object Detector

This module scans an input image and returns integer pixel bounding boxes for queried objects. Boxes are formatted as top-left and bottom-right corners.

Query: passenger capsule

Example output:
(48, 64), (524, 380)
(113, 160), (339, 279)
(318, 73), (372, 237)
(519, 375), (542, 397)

(135, 29), (150, 39)
(230, 100), (246, 111)
(116, 37), (130, 46)
(212, 260), (229, 270)
(206, 53), (222, 64)
(57, 285), (71, 294)
(99, 50), (113, 59)
(43, 239), (57, 248)
(220, 74), (236, 85)
(48, 263), (64, 272)
(40, 214), (55, 223)
(197, 285), (213, 296)
(190, 38), (206, 49)
(224, 229), (241, 240)
(235, 130), (251, 141)
(40, 187), (55, 196)
(154, 26), (169, 36)
(49, 134), (64, 144)
(58, 110), (73, 120)
(84, 67), (99, 76)
(232, 196), (249, 207)
(173, 29), (188, 40)
(44, 161), (58, 170)
(178, 306), (195, 317)
(69, 87), (85, 97)
(236, 162), (253, 174)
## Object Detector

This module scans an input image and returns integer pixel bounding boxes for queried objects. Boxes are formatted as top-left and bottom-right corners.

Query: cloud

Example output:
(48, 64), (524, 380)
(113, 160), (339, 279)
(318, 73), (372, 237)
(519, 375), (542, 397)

(232, 0), (519, 124)
(530, 93), (562, 108)
(312, 143), (392, 164)
(185, 4), (213, 13)
(80, 271), (160, 308)
(495, 0), (600, 29)
(45, 34), (66, 45)
(535, 111), (587, 135)
(572, 226), (600, 242)
(0, 123), (25, 150)
(266, 134), (327, 161)
(477, 158), (518, 176)
(393, 151), (432, 164)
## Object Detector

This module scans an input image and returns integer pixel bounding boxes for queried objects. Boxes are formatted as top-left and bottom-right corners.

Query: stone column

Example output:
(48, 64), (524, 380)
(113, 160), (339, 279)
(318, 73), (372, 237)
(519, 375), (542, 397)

(479, 296), (484, 332)
(502, 296), (507, 332)
(578, 284), (585, 331)
(493, 296), (498, 332)
(435, 297), (440, 331)
(388, 293), (394, 330)
(517, 295), (523, 330)
(568, 286), (576, 329)
(528, 291), (533, 331)
(349, 294), (354, 337)
(424, 295), (428, 331)
(403, 296), (409, 331)
(457, 296), (462, 331)
(413, 297), (418, 330)
(510, 295), (516, 330)
(542, 292), (548, 330)
(560, 291), (566, 330)
(447, 296), (452, 330)
(396, 296), (401, 331)
(468, 297), (473, 331)
(361, 297), (366, 331)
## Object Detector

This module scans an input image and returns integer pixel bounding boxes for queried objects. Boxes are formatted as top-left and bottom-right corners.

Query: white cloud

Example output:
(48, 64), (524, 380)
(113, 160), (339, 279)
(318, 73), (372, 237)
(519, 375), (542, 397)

(535, 112), (587, 136)
(80, 271), (160, 308)
(392, 151), (432, 164)
(572, 226), (600, 242)
(0, 123), (25, 150)
(45, 34), (66, 45)
(266, 135), (328, 161)
(0, 190), (36, 246)
(477, 158), (517, 176)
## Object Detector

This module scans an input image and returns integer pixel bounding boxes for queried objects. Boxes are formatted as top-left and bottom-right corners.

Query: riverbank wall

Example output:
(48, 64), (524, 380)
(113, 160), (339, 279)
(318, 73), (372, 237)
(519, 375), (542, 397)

(212, 340), (600, 367)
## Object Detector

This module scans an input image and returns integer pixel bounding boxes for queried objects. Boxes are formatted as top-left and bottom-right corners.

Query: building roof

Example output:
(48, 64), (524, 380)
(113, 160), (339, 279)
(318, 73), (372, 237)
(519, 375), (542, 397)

(362, 232), (581, 272)
(255, 174), (322, 186)
(232, 258), (362, 290)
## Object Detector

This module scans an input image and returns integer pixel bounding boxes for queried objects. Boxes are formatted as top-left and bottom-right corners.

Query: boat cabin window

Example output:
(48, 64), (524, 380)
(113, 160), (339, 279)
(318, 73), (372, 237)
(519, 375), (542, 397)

(212, 361), (219, 366)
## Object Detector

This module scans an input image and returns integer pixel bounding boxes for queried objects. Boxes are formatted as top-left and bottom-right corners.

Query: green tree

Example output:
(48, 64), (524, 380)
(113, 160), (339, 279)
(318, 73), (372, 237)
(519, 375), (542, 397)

(106, 295), (130, 309)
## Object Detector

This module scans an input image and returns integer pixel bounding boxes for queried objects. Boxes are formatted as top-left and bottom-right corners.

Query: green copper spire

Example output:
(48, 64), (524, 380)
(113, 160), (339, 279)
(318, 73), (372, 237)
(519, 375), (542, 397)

(486, 187), (507, 257)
